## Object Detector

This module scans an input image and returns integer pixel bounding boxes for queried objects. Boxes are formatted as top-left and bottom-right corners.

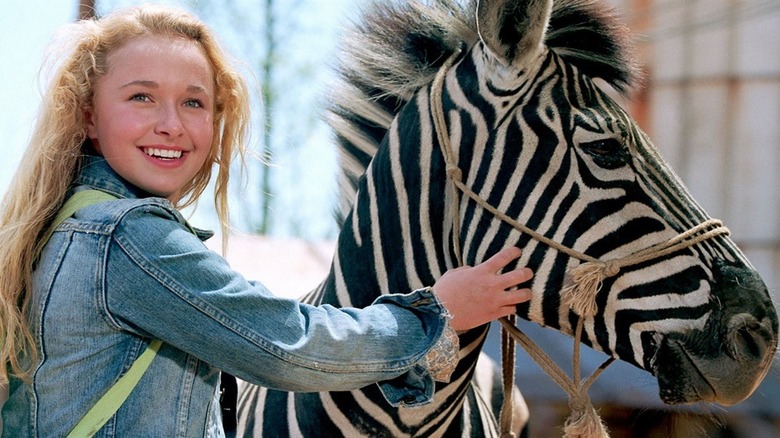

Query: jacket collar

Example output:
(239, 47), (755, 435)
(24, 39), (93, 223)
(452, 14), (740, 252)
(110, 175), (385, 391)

(75, 155), (151, 200)
(73, 155), (215, 241)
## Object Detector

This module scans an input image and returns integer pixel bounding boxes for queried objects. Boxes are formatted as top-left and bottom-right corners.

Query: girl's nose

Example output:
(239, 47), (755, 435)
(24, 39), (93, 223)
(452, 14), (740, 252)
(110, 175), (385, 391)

(155, 104), (184, 137)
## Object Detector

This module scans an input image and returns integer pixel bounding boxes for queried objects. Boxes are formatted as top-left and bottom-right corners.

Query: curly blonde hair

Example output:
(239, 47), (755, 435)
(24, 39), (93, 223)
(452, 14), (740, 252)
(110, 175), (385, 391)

(0, 5), (250, 383)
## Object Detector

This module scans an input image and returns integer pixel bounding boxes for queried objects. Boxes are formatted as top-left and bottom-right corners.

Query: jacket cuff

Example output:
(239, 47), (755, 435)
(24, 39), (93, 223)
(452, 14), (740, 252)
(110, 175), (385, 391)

(374, 287), (459, 407)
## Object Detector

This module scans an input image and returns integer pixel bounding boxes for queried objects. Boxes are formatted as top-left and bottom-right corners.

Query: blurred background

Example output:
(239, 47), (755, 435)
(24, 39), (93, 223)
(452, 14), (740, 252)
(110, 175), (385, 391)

(1, 1), (778, 436)
(1, 0), (352, 240)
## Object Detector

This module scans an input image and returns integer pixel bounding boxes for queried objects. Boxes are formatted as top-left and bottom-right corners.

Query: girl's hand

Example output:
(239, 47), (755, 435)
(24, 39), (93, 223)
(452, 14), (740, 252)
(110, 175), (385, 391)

(433, 247), (533, 332)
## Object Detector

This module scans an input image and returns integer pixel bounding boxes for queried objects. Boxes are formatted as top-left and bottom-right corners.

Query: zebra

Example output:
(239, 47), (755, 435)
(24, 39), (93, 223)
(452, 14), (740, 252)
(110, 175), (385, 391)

(236, 0), (779, 436)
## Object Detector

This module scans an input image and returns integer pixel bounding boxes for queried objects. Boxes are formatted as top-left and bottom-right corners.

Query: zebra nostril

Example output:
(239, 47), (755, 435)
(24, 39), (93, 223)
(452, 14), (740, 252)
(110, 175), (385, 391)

(734, 325), (760, 358)
(726, 314), (772, 361)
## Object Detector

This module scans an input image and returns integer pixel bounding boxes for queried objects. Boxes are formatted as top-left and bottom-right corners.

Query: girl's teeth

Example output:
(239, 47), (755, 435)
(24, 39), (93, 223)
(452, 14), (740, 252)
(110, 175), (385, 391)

(144, 148), (182, 159)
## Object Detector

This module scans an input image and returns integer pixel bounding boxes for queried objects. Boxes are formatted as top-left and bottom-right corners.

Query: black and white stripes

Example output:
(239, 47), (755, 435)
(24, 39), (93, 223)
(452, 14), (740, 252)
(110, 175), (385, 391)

(236, 1), (777, 435)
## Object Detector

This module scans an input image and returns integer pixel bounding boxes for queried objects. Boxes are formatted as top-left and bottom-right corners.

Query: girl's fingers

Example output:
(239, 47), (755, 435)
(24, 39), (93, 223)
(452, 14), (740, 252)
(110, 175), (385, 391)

(478, 247), (522, 273)
(497, 268), (534, 289)
(496, 299), (530, 318)
(478, 248), (532, 285)
(435, 246), (534, 330)
(500, 288), (532, 307)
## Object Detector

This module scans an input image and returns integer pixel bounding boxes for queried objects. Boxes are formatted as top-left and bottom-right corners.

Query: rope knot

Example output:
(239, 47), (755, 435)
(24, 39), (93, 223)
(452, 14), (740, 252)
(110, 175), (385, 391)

(564, 387), (609, 438)
(563, 399), (610, 438)
(446, 166), (463, 182)
(603, 260), (620, 277)
(568, 392), (591, 414)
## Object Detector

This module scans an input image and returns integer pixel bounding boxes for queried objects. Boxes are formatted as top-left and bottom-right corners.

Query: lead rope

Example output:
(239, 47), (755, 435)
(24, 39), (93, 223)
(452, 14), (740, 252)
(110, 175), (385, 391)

(429, 47), (730, 438)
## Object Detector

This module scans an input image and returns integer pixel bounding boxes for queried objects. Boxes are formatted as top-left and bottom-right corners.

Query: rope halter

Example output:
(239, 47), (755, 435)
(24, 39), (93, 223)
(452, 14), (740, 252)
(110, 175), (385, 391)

(429, 46), (731, 438)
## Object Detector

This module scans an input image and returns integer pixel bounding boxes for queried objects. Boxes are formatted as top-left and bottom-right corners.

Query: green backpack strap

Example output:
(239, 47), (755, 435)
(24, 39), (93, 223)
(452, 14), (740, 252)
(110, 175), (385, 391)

(40, 190), (119, 247)
(67, 339), (163, 437)
(40, 189), (161, 438)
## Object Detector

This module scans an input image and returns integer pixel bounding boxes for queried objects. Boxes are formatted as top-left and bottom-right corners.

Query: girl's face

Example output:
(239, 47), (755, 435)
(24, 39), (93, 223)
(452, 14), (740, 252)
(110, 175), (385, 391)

(85, 35), (215, 204)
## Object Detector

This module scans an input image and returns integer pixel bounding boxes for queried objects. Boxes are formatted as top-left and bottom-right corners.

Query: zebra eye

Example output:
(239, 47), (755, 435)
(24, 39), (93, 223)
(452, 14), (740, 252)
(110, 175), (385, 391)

(582, 139), (620, 155)
(580, 138), (629, 169)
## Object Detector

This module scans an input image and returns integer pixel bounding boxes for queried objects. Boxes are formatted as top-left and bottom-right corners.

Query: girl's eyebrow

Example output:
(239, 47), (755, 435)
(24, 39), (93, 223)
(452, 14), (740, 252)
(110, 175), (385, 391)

(121, 80), (158, 89)
(187, 85), (209, 95)
(120, 80), (209, 95)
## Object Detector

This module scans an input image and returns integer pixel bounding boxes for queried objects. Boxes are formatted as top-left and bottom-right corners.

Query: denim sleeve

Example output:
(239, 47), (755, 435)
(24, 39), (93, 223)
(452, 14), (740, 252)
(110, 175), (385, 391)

(376, 318), (459, 407)
(103, 204), (450, 405)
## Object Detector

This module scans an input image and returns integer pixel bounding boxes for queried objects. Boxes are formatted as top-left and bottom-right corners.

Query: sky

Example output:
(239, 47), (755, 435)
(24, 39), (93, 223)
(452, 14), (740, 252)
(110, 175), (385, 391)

(0, 2), (75, 195)
(0, 0), (359, 239)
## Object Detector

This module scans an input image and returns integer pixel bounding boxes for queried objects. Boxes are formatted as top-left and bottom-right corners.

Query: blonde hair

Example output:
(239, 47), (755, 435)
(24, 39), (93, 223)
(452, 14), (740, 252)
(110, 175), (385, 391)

(0, 5), (250, 383)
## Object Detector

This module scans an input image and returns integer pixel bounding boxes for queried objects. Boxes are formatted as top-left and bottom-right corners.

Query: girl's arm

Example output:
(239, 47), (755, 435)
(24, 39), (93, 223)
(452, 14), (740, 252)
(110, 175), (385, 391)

(104, 203), (530, 403)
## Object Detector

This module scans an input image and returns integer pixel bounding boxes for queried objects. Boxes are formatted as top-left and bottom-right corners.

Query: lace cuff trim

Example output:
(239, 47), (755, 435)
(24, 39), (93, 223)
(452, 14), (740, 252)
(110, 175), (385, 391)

(422, 300), (459, 383)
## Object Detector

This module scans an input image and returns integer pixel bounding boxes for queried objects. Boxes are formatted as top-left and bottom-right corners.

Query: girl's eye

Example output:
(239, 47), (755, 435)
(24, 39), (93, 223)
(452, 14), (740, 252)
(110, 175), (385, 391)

(184, 99), (204, 108)
(130, 93), (151, 102)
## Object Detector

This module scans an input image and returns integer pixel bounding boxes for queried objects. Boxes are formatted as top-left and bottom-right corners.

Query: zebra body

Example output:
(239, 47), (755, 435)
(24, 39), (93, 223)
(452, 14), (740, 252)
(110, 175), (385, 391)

(237, 0), (778, 435)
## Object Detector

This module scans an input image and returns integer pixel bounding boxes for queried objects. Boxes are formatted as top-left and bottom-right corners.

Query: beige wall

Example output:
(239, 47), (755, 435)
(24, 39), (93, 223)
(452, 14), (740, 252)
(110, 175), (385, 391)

(610, 0), (780, 301)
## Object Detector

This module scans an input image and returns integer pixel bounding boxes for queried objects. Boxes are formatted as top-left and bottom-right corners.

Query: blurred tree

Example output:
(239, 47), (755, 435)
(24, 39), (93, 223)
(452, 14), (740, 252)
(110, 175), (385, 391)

(258, 0), (277, 235)
(194, 0), (339, 238)
(78, 0), (96, 20)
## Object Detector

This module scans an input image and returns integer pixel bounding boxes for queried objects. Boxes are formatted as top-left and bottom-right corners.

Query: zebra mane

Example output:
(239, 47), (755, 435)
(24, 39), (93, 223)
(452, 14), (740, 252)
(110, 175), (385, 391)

(327, 0), (638, 220)
(332, 0), (637, 102)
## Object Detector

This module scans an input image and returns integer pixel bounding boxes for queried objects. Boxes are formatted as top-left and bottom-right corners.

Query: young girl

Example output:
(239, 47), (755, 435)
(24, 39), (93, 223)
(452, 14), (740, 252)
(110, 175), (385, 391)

(0, 6), (533, 436)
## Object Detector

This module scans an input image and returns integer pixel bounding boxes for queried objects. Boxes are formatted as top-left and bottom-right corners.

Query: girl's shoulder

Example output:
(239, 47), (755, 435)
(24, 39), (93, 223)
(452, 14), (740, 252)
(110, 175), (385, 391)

(73, 196), (208, 238)
(65, 194), (212, 250)
(73, 196), (180, 227)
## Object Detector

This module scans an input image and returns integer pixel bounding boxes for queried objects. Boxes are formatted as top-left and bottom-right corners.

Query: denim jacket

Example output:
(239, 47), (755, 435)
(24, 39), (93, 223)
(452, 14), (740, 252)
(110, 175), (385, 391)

(2, 156), (456, 437)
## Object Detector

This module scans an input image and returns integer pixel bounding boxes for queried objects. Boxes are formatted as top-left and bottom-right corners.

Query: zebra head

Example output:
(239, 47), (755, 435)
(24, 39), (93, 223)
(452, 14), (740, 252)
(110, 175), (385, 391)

(330, 0), (778, 407)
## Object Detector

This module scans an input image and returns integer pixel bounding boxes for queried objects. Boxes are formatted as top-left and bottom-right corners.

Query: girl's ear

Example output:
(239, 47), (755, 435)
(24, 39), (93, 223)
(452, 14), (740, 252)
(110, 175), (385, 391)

(84, 106), (97, 139)
(84, 106), (101, 153)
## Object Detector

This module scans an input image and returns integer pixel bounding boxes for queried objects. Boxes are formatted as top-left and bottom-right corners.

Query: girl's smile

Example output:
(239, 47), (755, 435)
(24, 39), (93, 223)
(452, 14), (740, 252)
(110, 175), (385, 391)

(142, 147), (184, 161)
(140, 146), (188, 169)
(84, 35), (215, 204)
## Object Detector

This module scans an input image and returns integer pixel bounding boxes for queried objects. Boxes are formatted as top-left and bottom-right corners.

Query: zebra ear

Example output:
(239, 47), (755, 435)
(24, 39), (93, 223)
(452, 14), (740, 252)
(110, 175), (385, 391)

(476, 0), (552, 67)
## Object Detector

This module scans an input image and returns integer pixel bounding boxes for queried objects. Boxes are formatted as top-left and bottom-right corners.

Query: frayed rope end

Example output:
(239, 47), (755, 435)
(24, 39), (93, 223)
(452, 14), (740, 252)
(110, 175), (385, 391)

(561, 261), (619, 317)
(563, 402), (610, 438)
